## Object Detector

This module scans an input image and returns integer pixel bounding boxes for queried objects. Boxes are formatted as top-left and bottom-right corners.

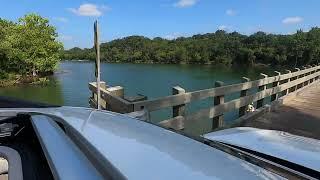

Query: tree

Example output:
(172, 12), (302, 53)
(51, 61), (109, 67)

(17, 14), (63, 75)
(62, 27), (320, 67)
(291, 30), (306, 67)
(0, 14), (63, 78)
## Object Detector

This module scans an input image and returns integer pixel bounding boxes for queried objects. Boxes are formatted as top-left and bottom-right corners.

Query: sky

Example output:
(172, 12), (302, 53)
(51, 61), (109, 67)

(1, 0), (320, 49)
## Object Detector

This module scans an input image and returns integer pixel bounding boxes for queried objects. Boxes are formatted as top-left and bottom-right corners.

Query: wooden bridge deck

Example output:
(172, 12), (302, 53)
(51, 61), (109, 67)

(243, 81), (320, 140)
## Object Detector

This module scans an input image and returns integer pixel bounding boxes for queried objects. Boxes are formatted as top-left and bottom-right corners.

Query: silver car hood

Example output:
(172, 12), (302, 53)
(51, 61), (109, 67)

(0, 107), (285, 180)
(204, 127), (320, 172)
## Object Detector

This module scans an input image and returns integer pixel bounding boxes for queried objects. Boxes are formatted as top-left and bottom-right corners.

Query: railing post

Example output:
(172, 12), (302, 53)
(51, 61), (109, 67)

(313, 65), (317, 82)
(293, 68), (300, 91)
(257, 73), (268, 109)
(105, 86), (124, 111)
(301, 67), (308, 87)
(91, 82), (106, 109)
(271, 71), (281, 102)
(239, 77), (250, 117)
(284, 70), (291, 95)
(307, 65), (313, 84)
(311, 64), (317, 82)
(316, 64), (320, 80)
(172, 86), (186, 118)
(212, 81), (224, 130)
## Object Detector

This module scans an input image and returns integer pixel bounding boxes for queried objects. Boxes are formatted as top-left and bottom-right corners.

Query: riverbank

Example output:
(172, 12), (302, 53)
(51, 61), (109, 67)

(0, 74), (51, 87)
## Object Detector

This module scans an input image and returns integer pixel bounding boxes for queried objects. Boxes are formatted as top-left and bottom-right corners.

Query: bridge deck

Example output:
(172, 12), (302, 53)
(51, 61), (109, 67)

(243, 81), (320, 140)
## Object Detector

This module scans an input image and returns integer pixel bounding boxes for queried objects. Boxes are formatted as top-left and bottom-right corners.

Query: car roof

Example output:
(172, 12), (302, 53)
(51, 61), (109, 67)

(0, 107), (284, 179)
(205, 127), (320, 172)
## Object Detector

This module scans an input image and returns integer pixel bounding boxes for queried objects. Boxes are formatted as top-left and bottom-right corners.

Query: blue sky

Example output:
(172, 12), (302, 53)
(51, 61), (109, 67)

(1, 0), (320, 49)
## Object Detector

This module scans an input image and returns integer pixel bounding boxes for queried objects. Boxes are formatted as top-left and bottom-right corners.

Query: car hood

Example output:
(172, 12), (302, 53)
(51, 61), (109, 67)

(0, 107), (285, 180)
(204, 127), (320, 172)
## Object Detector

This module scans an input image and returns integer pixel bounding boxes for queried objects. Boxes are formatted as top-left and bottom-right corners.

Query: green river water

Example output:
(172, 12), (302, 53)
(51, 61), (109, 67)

(0, 61), (277, 134)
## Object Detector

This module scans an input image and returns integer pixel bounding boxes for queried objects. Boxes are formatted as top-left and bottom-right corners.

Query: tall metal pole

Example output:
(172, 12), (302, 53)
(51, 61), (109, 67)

(94, 20), (101, 110)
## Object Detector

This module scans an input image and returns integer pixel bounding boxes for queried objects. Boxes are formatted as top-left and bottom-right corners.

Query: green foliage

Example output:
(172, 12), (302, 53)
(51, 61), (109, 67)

(30, 77), (50, 86)
(0, 14), (63, 77)
(0, 70), (8, 80)
(63, 28), (320, 67)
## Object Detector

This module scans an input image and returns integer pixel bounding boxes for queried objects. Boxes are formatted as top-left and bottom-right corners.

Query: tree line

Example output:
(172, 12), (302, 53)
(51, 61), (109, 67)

(63, 28), (320, 67)
(0, 14), (63, 80)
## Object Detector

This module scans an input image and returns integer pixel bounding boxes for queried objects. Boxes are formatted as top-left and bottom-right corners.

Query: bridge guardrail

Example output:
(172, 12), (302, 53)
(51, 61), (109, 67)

(89, 64), (320, 133)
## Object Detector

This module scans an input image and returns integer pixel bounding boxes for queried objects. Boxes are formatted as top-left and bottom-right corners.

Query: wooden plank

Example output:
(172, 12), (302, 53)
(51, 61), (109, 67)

(281, 66), (318, 80)
(132, 66), (320, 112)
(157, 74), (319, 131)
(176, 72), (320, 122)
(133, 80), (266, 111)
(215, 73), (319, 118)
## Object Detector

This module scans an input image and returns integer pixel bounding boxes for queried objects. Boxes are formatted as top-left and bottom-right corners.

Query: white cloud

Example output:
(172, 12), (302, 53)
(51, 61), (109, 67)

(218, 25), (227, 30)
(226, 9), (236, 16)
(218, 25), (231, 31)
(164, 32), (182, 40)
(68, 3), (110, 17)
(59, 35), (73, 41)
(282, 16), (303, 25)
(53, 17), (68, 23)
(174, 0), (198, 8)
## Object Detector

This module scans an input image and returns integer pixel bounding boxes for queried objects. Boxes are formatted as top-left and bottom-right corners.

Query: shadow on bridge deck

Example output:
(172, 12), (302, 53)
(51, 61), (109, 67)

(243, 106), (320, 140)
(242, 81), (320, 140)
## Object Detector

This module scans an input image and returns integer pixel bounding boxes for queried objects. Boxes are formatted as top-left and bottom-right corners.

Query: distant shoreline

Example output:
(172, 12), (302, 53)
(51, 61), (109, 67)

(62, 59), (273, 67)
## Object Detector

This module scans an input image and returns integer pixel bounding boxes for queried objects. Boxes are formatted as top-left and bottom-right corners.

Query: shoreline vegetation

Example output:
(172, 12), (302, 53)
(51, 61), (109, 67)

(0, 14), (62, 87)
(0, 74), (51, 87)
(63, 59), (272, 67)
(63, 28), (320, 68)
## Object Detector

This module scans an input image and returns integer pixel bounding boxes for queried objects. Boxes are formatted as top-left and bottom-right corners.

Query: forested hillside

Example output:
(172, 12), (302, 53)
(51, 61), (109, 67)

(63, 28), (320, 67)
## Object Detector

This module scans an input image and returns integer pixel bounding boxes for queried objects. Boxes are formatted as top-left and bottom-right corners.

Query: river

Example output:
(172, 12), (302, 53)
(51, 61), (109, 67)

(0, 61), (276, 134)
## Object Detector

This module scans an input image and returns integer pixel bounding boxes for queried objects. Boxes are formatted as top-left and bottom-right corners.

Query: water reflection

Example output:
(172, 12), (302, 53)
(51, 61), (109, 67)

(0, 77), (64, 105)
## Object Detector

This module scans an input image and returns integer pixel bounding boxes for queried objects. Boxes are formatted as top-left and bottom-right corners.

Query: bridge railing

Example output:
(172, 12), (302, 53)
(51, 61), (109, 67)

(89, 64), (320, 132)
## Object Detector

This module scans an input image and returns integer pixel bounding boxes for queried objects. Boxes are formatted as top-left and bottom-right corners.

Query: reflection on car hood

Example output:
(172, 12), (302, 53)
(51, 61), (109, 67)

(0, 107), (285, 180)
(204, 127), (320, 171)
